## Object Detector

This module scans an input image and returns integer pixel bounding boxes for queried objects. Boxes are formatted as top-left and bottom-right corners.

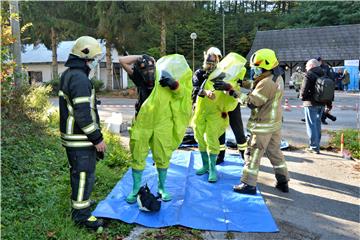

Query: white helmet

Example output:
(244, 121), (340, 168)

(203, 47), (222, 71)
(71, 36), (102, 60)
(296, 66), (302, 72)
(206, 47), (222, 58)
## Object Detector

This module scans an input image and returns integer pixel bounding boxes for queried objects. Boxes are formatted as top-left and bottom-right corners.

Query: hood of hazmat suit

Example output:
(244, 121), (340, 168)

(131, 54), (192, 150)
(193, 52), (247, 119)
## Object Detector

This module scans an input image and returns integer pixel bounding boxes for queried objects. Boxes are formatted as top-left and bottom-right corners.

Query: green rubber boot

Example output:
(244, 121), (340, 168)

(196, 151), (209, 175)
(208, 154), (218, 182)
(126, 169), (143, 203)
(157, 168), (172, 201)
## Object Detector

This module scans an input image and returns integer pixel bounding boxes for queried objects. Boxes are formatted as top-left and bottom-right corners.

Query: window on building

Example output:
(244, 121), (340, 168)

(28, 71), (43, 84)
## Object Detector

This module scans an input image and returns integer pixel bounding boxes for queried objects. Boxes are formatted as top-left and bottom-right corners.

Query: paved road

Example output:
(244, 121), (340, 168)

(51, 89), (360, 148)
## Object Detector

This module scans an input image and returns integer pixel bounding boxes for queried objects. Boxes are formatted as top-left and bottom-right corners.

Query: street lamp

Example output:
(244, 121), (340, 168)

(190, 32), (197, 72)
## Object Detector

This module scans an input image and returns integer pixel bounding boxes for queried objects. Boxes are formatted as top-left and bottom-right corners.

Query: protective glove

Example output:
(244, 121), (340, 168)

(96, 151), (104, 161)
(213, 80), (233, 91)
(238, 93), (249, 105)
(159, 70), (179, 90)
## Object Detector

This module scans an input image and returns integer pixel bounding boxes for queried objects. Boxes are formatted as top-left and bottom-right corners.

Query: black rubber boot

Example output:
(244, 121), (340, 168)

(275, 182), (289, 193)
(275, 174), (289, 193)
(216, 150), (225, 165)
(233, 182), (257, 195)
(78, 216), (104, 232)
(239, 150), (245, 160)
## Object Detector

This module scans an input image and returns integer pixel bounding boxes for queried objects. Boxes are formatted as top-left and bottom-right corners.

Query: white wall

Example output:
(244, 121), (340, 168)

(23, 63), (67, 82)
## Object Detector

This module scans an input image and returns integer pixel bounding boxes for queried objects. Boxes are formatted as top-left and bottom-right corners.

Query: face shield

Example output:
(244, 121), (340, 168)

(87, 53), (105, 70)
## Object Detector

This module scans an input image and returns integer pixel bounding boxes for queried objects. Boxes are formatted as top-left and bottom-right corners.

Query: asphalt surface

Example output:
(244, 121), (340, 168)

(51, 89), (360, 239)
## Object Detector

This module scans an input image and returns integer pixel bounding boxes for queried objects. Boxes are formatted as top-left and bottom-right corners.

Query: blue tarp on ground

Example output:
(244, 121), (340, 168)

(93, 151), (279, 232)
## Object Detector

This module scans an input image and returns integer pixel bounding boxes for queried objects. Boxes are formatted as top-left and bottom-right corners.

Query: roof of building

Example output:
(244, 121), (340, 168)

(22, 40), (119, 64)
(246, 24), (360, 62)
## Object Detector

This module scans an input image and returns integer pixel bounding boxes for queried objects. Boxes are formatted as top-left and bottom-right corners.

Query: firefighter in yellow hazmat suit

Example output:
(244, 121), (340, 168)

(126, 54), (192, 203)
(192, 52), (247, 183)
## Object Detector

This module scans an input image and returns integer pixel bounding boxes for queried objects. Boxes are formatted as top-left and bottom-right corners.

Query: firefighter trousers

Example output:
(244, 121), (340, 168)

(218, 103), (247, 153)
(66, 148), (96, 223)
(241, 130), (289, 186)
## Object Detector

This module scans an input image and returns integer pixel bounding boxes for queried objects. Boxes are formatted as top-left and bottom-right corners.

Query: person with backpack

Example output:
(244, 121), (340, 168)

(300, 59), (333, 154)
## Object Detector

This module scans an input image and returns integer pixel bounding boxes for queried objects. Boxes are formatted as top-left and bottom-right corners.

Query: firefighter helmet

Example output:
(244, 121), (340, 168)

(71, 36), (102, 60)
(250, 48), (279, 70)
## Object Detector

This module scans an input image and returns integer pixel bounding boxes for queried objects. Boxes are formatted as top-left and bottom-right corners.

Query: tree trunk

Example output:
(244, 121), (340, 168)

(51, 27), (58, 80)
(160, 11), (166, 56)
(105, 41), (113, 90)
(9, 1), (22, 88)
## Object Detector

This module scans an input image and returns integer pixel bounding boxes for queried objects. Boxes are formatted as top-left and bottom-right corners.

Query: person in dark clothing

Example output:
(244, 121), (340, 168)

(317, 57), (335, 81)
(300, 59), (328, 154)
(59, 36), (106, 231)
(119, 54), (156, 116)
(192, 47), (247, 164)
(317, 57), (336, 125)
(335, 69), (344, 90)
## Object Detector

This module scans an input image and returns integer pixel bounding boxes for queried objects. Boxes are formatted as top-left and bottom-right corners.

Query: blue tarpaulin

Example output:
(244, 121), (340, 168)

(93, 151), (279, 232)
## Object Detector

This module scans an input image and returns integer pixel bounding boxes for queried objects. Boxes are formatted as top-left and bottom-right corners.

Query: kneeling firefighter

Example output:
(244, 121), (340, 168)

(192, 52), (247, 183)
(215, 48), (290, 194)
(126, 54), (192, 203)
(59, 36), (106, 230)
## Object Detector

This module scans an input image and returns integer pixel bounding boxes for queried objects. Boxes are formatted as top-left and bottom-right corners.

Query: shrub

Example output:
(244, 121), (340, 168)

(91, 78), (105, 93)
(46, 76), (60, 96)
(23, 85), (52, 123)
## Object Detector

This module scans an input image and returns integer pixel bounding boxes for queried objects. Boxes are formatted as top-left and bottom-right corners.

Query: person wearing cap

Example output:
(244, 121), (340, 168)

(59, 36), (106, 230)
(216, 48), (290, 195)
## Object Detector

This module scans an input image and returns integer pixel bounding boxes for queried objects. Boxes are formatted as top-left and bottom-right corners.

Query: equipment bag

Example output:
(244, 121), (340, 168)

(137, 184), (161, 212)
(313, 76), (335, 103)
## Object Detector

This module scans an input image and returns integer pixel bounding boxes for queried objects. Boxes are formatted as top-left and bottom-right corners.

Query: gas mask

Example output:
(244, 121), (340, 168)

(136, 55), (156, 89)
(203, 54), (219, 73)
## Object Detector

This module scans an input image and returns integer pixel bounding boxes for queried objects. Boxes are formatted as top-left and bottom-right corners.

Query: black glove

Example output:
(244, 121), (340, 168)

(213, 80), (233, 91)
(96, 151), (104, 161)
(202, 72), (210, 80)
(159, 71), (179, 90)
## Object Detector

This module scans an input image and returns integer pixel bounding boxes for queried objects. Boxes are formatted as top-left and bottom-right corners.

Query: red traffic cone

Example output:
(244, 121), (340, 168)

(284, 98), (291, 111)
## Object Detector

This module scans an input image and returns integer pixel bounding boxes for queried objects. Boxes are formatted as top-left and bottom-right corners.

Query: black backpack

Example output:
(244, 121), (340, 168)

(313, 75), (335, 103)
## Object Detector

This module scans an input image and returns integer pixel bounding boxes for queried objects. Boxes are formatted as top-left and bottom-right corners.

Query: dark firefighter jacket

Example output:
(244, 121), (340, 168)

(59, 54), (103, 149)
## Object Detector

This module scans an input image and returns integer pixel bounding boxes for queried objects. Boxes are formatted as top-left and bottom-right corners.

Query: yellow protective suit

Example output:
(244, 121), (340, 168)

(129, 54), (192, 170)
(192, 53), (247, 155)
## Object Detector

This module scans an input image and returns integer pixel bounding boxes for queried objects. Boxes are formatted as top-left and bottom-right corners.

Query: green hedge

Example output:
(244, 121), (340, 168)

(1, 86), (134, 239)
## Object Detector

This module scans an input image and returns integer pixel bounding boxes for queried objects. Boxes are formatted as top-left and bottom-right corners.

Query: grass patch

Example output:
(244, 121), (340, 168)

(1, 113), (134, 239)
(140, 226), (203, 240)
(328, 129), (360, 159)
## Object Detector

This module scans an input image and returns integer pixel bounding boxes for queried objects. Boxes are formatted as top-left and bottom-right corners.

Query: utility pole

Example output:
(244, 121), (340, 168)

(9, 0), (22, 88)
(190, 32), (197, 73)
(222, 7), (225, 56)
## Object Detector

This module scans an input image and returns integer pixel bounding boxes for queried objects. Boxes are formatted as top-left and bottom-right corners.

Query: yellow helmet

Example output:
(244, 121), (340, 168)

(71, 36), (102, 60)
(250, 48), (279, 70)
